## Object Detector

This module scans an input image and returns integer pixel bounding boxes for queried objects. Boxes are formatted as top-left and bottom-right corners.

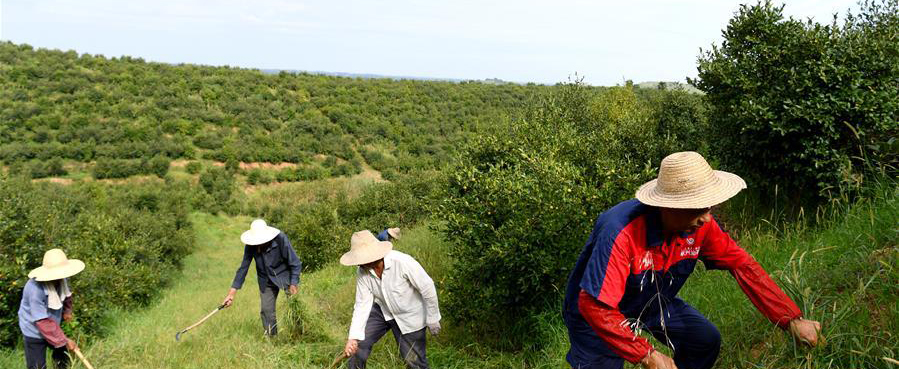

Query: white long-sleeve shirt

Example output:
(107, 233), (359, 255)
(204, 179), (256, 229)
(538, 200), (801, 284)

(348, 250), (441, 341)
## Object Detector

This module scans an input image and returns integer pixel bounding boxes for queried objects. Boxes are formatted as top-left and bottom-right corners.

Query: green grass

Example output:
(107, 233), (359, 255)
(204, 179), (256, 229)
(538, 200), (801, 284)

(680, 181), (898, 368)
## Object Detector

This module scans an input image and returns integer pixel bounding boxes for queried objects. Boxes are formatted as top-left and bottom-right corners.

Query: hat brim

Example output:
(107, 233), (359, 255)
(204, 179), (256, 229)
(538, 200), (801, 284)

(387, 228), (400, 240)
(28, 259), (85, 282)
(340, 241), (393, 266)
(241, 227), (280, 245)
(636, 170), (747, 209)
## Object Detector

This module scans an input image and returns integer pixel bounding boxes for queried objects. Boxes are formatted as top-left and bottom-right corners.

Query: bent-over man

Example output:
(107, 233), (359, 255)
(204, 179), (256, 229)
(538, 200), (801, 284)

(341, 230), (441, 369)
(564, 152), (821, 369)
(222, 219), (302, 336)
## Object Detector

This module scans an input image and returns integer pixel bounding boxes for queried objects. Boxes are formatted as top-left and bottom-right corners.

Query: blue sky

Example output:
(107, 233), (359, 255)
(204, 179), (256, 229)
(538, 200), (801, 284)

(1, 0), (858, 85)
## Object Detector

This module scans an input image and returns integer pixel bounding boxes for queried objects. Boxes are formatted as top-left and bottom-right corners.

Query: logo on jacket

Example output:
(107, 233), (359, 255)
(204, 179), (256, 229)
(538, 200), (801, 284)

(687, 237), (695, 245)
(680, 245), (700, 257)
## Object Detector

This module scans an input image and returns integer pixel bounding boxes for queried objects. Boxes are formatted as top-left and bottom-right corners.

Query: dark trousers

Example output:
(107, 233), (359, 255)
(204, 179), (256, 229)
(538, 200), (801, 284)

(260, 284), (279, 336)
(575, 300), (721, 369)
(348, 304), (430, 369)
(24, 336), (69, 369)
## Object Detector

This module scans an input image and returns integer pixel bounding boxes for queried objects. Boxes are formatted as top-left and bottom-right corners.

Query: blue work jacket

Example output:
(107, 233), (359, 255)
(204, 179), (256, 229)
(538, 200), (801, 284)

(231, 232), (302, 292)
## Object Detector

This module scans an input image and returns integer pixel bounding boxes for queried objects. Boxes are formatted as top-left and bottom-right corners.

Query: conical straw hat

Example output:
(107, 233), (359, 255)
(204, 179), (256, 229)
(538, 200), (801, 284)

(28, 249), (85, 282)
(340, 230), (393, 266)
(636, 151), (746, 209)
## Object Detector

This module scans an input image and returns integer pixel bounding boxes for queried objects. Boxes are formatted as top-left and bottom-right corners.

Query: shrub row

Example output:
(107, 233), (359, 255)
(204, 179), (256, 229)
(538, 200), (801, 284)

(6, 158), (67, 179)
(0, 177), (194, 346)
(92, 156), (170, 179)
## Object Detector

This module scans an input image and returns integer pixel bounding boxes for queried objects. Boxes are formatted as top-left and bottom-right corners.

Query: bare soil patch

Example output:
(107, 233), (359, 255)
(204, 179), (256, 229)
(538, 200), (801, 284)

(32, 177), (74, 185)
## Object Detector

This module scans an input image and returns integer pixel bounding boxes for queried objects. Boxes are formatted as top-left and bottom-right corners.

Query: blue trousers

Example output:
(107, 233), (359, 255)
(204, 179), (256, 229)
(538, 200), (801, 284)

(574, 300), (721, 369)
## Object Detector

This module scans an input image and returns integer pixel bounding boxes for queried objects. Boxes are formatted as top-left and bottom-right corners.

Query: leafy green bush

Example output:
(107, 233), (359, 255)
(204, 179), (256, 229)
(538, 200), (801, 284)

(245, 169), (274, 185)
(693, 0), (899, 197)
(185, 161), (203, 174)
(437, 81), (706, 347)
(92, 158), (142, 179)
(44, 158), (67, 177)
(22, 159), (68, 179)
(0, 178), (193, 346)
(146, 155), (170, 178)
(198, 167), (236, 213)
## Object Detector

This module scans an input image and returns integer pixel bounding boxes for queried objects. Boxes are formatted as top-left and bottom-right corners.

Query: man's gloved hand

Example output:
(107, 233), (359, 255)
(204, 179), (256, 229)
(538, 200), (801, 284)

(427, 322), (441, 336)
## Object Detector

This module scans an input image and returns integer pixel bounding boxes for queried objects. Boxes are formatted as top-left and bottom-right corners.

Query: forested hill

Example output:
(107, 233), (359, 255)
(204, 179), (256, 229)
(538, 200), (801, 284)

(0, 42), (553, 174)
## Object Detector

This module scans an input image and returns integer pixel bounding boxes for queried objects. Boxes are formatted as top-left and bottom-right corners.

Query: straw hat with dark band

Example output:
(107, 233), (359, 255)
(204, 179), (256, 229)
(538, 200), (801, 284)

(340, 230), (393, 266)
(636, 151), (746, 209)
(28, 249), (85, 282)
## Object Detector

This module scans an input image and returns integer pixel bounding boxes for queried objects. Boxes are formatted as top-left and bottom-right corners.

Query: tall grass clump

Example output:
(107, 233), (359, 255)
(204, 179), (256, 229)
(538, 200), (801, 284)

(680, 177), (898, 368)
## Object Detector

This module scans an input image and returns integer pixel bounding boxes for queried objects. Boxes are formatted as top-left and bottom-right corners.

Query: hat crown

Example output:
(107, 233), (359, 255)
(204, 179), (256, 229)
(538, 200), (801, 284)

(351, 230), (378, 251)
(656, 152), (718, 195)
(42, 249), (69, 268)
(250, 219), (268, 231)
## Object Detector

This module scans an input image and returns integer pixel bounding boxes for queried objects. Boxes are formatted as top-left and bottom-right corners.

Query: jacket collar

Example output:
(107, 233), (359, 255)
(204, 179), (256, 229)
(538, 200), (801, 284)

(645, 206), (693, 248)
(645, 206), (665, 248)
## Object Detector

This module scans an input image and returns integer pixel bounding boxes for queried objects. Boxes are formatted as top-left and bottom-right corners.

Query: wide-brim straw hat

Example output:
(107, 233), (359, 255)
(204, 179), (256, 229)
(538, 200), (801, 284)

(28, 249), (85, 282)
(387, 227), (401, 240)
(636, 151), (746, 209)
(241, 219), (281, 246)
(340, 230), (393, 266)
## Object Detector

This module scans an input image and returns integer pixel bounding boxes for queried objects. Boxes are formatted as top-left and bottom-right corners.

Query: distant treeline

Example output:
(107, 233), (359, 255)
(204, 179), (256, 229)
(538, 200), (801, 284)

(0, 42), (554, 174)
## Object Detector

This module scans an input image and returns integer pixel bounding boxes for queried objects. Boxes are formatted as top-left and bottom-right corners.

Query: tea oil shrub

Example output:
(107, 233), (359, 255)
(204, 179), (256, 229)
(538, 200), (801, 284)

(0, 178), (193, 345)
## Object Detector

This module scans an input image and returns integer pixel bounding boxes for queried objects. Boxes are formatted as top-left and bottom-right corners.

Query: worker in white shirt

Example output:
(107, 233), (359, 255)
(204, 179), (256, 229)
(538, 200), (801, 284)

(340, 230), (441, 369)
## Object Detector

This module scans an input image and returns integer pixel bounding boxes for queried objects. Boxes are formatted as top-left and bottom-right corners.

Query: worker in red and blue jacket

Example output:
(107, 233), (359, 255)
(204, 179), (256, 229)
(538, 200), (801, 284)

(563, 152), (821, 369)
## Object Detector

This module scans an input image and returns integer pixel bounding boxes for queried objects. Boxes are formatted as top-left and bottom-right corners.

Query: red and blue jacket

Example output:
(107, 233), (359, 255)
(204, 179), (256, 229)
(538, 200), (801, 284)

(563, 199), (801, 365)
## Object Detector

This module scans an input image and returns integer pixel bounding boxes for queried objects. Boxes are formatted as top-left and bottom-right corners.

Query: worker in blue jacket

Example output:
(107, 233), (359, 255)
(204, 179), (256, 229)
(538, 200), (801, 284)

(222, 219), (302, 336)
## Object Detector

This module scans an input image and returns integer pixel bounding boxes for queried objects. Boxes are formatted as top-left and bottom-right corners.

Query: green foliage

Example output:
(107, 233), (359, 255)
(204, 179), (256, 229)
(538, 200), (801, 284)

(693, 0), (899, 197)
(0, 178), (193, 346)
(185, 161), (203, 174)
(91, 156), (170, 179)
(245, 173), (442, 271)
(245, 168), (273, 185)
(681, 178), (898, 368)
(198, 167), (236, 213)
(437, 81), (708, 347)
(0, 41), (549, 175)
(147, 155), (171, 178)
(92, 158), (142, 179)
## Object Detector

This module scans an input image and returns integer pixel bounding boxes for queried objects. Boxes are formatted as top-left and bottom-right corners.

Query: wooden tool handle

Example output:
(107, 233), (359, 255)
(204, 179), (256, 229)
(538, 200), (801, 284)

(73, 347), (96, 369)
(183, 306), (222, 332)
(327, 352), (347, 369)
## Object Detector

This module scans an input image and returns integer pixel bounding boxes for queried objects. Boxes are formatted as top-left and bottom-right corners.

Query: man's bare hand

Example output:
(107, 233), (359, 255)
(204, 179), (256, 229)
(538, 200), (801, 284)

(288, 285), (298, 296)
(222, 288), (237, 308)
(62, 312), (74, 323)
(344, 339), (359, 358)
(789, 318), (822, 346)
(641, 350), (678, 369)
(65, 338), (78, 351)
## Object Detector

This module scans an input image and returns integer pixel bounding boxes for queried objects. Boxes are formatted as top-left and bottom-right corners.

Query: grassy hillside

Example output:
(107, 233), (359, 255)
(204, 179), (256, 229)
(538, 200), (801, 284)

(0, 42), (552, 179)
